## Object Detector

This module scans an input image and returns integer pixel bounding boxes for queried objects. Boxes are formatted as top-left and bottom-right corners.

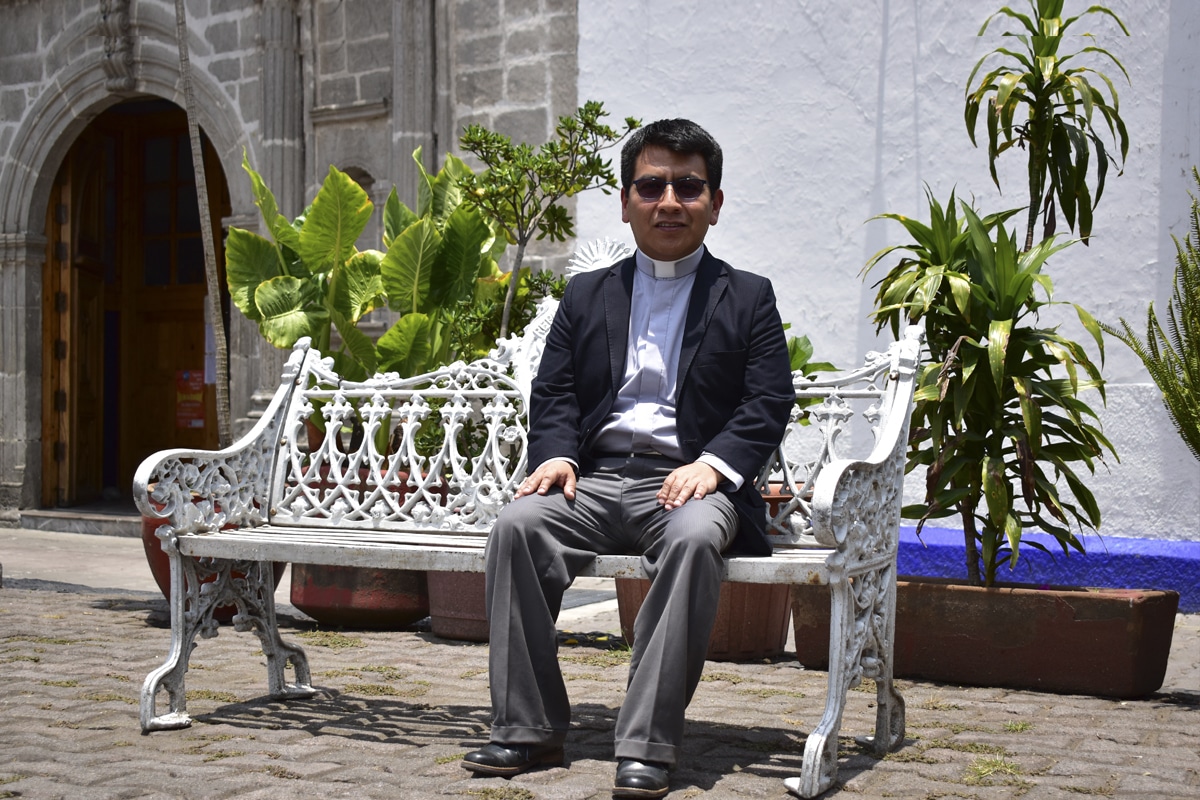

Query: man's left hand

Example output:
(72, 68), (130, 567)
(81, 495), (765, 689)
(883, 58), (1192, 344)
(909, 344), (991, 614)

(657, 462), (721, 509)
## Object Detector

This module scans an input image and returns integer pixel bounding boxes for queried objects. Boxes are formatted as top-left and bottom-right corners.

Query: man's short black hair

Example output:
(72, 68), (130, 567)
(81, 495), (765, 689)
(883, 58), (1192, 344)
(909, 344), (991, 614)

(621, 118), (723, 192)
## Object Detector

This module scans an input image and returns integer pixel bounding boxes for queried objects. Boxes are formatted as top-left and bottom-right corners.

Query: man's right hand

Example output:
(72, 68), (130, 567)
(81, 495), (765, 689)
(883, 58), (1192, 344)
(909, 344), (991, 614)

(515, 459), (577, 500)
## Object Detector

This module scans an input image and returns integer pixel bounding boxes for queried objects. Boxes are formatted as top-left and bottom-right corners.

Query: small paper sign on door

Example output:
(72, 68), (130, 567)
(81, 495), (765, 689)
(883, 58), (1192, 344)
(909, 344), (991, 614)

(176, 369), (206, 429)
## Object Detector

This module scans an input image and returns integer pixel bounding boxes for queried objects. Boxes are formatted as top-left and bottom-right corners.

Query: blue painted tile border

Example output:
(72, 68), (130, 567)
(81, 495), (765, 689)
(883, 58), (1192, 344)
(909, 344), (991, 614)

(898, 526), (1200, 612)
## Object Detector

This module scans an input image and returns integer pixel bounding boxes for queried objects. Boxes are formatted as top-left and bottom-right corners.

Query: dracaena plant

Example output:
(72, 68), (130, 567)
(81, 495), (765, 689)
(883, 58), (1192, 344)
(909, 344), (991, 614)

(965, 0), (1129, 250)
(867, 191), (1115, 586)
(1104, 168), (1200, 463)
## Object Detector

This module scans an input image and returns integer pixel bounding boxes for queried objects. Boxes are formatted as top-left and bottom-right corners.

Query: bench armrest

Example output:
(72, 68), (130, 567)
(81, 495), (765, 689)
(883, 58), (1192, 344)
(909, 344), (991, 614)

(133, 341), (315, 535)
(810, 328), (921, 559)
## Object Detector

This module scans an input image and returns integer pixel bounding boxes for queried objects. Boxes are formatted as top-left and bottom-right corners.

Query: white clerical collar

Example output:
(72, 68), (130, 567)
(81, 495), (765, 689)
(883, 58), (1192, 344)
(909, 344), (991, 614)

(635, 246), (705, 279)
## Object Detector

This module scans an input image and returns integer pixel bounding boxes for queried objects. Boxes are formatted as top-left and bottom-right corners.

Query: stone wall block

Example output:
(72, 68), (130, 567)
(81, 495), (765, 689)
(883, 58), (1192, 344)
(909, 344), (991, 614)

(344, 0), (391, 45)
(494, 108), (549, 146)
(456, 69), (503, 110)
(318, 42), (346, 75)
(506, 24), (547, 59)
(210, 57), (241, 82)
(347, 35), (394, 75)
(506, 61), (548, 106)
(456, 34), (502, 68)
(320, 76), (358, 107)
(505, 0), (541, 19)
(315, 0), (346, 41)
(546, 12), (576, 54)
(455, 0), (501, 33)
(205, 19), (240, 52)
(358, 71), (392, 105)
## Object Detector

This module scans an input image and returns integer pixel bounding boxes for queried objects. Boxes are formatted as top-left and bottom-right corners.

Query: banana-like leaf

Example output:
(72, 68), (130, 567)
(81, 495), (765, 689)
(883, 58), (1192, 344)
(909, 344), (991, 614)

(383, 186), (419, 250)
(255, 275), (327, 349)
(226, 227), (284, 322)
(330, 250), (386, 325)
(242, 151), (301, 254)
(433, 205), (490, 307)
(376, 313), (433, 377)
(300, 165), (374, 274)
(382, 217), (442, 314)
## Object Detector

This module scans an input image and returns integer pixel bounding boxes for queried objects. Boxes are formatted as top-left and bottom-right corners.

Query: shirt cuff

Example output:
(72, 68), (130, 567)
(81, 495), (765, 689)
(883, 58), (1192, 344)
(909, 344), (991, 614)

(698, 452), (743, 491)
(537, 457), (579, 473)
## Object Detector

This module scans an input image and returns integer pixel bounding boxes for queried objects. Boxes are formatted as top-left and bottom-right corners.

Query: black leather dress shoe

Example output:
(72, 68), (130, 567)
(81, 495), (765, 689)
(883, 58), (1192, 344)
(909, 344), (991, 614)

(613, 759), (670, 798)
(461, 742), (564, 776)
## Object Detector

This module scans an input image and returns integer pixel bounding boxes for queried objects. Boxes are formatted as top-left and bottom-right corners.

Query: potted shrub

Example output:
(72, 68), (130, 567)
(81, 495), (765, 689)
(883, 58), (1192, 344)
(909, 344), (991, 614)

(790, 0), (1179, 698)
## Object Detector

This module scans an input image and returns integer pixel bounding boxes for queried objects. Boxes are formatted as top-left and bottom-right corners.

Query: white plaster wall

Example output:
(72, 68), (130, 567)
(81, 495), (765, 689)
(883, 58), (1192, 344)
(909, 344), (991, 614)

(577, 0), (1200, 542)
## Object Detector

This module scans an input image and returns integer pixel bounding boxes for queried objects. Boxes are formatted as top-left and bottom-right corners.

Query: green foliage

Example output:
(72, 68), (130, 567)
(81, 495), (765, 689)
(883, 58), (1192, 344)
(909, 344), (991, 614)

(965, 0), (1129, 249)
(868, 193), (1115, 585)
(784, 329), (838, 424)
(867, 1), (1132, 586)
(1105, 168), (1200, 463)
(458, 100), (641, 337)
(227, 153), (384, 381)
(227, 149), (566, 386)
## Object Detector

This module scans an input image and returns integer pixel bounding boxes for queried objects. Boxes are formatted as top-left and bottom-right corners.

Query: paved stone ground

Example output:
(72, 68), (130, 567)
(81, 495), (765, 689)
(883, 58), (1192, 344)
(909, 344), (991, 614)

(1, 577), (1198, 800)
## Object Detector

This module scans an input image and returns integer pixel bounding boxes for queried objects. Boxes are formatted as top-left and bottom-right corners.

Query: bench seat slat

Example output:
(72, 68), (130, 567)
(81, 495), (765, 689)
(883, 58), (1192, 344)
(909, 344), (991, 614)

(176, 527), (837, 584)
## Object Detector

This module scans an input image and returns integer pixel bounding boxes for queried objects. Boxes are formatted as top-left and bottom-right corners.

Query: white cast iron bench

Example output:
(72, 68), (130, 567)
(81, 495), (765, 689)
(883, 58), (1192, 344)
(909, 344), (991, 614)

(135, 246), (921, 798)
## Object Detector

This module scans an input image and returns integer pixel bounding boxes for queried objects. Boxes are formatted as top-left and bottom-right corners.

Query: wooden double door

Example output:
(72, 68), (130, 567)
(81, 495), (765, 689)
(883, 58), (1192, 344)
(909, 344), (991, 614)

(42, 99), (231, 507)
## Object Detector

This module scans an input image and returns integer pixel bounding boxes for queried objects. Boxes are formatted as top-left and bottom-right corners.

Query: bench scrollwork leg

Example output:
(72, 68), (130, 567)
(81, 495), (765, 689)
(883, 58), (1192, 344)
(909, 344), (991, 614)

(785, 562), (906, 797)
(140, 534), (315, 732)
(140, 529), (204, 732)
(230, 561), (315, 700)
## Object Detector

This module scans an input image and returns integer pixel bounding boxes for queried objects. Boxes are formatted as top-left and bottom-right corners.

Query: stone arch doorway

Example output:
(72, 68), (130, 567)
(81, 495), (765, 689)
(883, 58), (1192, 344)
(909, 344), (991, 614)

(41, 97), (231, 509)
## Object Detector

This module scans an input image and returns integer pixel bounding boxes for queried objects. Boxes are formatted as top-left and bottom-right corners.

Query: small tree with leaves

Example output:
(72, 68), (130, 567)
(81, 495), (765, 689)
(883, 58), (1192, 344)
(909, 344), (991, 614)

(458, 101), (640, 338)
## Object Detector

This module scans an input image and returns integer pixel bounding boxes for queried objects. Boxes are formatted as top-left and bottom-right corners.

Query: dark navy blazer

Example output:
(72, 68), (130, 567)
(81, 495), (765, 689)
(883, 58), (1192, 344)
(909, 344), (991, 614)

(528, 250), (795, 556)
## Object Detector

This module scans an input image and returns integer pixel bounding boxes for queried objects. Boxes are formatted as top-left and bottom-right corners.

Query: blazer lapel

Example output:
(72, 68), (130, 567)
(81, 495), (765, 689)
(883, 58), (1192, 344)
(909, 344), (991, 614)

(602, 258), (636, 391)
(677, 251), (728, 389)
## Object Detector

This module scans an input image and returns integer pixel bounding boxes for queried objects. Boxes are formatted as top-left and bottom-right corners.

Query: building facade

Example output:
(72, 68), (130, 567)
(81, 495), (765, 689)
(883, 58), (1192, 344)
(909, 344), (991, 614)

(2, 0), (1197, 577)
(0, 0), (577, 521)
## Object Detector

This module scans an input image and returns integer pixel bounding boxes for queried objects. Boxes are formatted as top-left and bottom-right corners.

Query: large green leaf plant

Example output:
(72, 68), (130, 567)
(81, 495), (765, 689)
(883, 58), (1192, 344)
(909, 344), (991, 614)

(227, 149), (560, 381)
(227, 153), (382, 381)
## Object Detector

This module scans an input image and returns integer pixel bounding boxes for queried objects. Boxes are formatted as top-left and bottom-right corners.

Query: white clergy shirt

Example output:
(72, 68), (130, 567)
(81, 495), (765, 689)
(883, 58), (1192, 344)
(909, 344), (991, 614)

(585, 246), (744, 489)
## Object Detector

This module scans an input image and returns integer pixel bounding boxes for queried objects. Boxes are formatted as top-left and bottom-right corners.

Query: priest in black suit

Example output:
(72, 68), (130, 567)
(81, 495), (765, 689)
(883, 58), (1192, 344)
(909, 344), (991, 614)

(463, 118), (795, 800)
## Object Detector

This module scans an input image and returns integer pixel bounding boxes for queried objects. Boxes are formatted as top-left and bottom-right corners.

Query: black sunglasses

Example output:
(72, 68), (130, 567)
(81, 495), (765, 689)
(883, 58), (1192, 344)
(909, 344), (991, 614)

(631, 177), (710, 202)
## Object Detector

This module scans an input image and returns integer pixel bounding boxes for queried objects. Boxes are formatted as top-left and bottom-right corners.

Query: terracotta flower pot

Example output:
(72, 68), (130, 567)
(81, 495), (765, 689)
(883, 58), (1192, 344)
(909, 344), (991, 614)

(289, 563), (429, 630)
(791, 577), (1180, 698)
(616, 577), (792, 661)
(288, 467), (434, 629)
(427, 570), (489, 641)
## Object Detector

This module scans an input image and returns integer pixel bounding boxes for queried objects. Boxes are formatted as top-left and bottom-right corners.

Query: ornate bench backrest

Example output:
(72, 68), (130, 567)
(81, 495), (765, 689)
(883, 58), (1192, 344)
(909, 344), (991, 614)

(268, 298), (920, 550)
(270, 347), (530, 532)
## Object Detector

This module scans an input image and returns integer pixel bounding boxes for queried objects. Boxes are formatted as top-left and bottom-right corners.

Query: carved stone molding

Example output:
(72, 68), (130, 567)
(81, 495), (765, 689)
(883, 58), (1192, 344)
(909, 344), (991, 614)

(98, 0), (136, 91)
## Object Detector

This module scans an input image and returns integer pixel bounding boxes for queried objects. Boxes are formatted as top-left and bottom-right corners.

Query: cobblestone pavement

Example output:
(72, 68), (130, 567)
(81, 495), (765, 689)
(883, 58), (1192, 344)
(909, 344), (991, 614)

(1, 552), (1198, 798)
